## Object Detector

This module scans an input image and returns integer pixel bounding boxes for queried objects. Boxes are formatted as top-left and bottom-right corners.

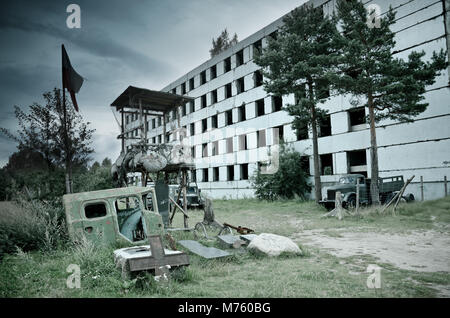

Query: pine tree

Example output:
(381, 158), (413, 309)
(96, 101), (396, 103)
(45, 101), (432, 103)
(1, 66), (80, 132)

(210, 28), (238, 57)
(254, 4), (339, 203)
(331, 0), (447, 205)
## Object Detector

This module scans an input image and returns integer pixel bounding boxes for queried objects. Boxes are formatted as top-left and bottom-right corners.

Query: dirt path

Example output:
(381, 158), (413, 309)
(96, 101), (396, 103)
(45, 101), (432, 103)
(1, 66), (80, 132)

(294, 229), (450, 273)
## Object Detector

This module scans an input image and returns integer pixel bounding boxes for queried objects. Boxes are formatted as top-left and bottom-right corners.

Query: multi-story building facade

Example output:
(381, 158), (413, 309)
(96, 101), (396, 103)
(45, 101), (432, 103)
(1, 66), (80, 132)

(123, 0), (450, 200)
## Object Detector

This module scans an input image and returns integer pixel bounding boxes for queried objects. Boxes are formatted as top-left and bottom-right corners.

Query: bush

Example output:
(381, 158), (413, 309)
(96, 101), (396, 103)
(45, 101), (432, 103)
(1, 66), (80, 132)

(0, 197), (68, 260)
(250, 144), (311, 201)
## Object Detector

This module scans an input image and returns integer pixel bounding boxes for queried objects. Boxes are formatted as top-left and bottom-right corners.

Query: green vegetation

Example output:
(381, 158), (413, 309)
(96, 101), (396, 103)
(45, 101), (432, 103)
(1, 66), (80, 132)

(1, 196), (449, 297)
(250, 145), (311, 201)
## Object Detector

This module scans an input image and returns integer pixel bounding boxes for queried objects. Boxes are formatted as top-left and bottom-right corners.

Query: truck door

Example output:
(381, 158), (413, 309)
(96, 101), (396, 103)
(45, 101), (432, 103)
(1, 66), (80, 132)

(81, 200), (116, 245)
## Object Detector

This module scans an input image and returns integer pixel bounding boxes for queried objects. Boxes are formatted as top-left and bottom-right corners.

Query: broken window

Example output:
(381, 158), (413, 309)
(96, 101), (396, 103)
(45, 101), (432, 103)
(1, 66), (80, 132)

(225, 83), (232, 99)
(239, 134), (247, 151)
(189, 101), (195, 113)
(300, 156), (310, 175)
(272, 96), (283, 112)
(236, 77), (245, 94)
(211, 114), (218, 129)
(227, 165), (234, 181)
(225, 110), (233, 126)
(213, 167), (219, 181)
(202, 118), (207, 133)
(238, 104), (246, 122)
(253, 39), (262, 58)
(226, 137), (233, 153)
(320, 153), (333, 175)
(210, 65), (217, 80)
(319, 115), (331, 137)
(236, 49), (244, 67)
(347, 149), (367, 174)
(201, 94), (207, 108)
(224, 57), (231, 73)
(211, 89), (218, 104)
(115, 196), (146, 242)
(256, 99), (265, 117)
(240, 164), (249, 180)
(203, 168), (209, 182)
(257, 130), (266, 148)
(200, 71), (207, 85)
(273, 125), (284, 144)
(84, 202), (107, 219)
(254, 70), (263, 87)
(212, 140), (219, 156)
(296, 123), (308, 141)
(349, 107), (366, 130)
(202, 143), (208, 157)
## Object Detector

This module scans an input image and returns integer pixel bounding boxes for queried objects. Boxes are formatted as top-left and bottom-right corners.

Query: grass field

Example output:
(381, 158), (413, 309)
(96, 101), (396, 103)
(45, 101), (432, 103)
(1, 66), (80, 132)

(0, 196), (449, 298)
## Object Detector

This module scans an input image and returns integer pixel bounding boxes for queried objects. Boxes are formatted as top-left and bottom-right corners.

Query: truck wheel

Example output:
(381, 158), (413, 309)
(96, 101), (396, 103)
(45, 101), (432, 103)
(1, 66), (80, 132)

(346, 196), (356, 209)
(404, 193), (415, 202)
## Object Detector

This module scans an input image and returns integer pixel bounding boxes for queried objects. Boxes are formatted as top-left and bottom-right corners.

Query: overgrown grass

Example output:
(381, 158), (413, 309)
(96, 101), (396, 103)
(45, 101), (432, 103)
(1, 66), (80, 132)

(0, 196), (449, 297)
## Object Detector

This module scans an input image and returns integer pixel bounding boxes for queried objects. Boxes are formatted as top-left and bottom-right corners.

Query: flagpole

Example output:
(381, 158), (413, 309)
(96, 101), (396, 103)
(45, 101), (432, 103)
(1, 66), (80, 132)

(62, 44), (71, 194)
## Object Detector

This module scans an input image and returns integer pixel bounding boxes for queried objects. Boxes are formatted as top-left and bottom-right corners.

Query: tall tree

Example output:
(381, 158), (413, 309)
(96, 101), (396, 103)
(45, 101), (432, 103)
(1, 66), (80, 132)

(331, 0), (447, 205)
(0, 88), (95, 194)
(210, 28), (238, 57)
(254, 4), (339, 203)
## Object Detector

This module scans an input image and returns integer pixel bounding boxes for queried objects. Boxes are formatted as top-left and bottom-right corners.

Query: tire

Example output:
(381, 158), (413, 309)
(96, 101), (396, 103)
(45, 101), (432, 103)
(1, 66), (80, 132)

(345, 196), (356, 209)
(405, 193), (415, 202)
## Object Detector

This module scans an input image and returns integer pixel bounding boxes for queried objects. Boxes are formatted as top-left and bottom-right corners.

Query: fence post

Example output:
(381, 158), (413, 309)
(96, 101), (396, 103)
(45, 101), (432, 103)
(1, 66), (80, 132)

(445, 176), (448, 197)
(356, 178), (360, 214)
(420, 176), (424, 201)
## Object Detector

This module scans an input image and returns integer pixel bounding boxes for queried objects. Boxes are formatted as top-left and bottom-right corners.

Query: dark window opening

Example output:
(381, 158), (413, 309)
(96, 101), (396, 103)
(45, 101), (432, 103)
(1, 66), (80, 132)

(202, 143), (208, 157)
(226, 137), (233, 153)
(200, 71), (207, 85)
(190, 123), (195, 136)
(171, 88), (176, 94)
(201, 94), (207, 109)
(227, 165), (234, 181)
(85, 203), (107, 219)
(224, 57), (231, 73)
(347, 149), (367, 169)
(158, 117), (162, 127)
(210, 65), (217, 79)
(212, 141), (219, 156)
(203, 168), (209, 182)
(253, 40), (262, 58)
(272, 96), (283, 112)
(202, 118), (207, 133)
(296, 123), (308, 140)
(211, 115), (218, 129)
(319, 115), (332, 137)
(225, 110), (233, 126)
(189, 101), (195, 113)
(320, 154), (333, 175)
(189, 78), (195, 91)
(273, 125), (284, 144)
(213, 167), (219, 181)
(239, 134), (247, 150)
(152, 137), (156, 144)
(254, 70), (263, 87)
(181, 83), (186, 94)
(300, 156), (310, 175)
(349, 107), (366, 127)
(225, 83), (232, 99)
(240, 164), (249, 180)
(256, 99), (265, 117)
(257, 130), (266, 148)
(191, 146), (196, 159)
(211, 90), (218, 104)
(158, 135), (162, 143)
(181, 104), (186, 116)
(236, 50), (244, 67)
(238, 104), (246, 122)
(236, 77), (245, 94)
(269, 30), (278, 40)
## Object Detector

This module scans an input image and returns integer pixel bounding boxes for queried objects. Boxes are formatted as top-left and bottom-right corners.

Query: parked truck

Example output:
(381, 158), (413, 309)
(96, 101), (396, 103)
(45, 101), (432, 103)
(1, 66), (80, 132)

(319, 174), (414, 210)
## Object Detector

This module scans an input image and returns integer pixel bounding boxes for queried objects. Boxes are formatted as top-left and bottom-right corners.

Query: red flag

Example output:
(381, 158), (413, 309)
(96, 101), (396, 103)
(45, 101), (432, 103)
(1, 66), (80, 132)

(62, 44), (83, 111)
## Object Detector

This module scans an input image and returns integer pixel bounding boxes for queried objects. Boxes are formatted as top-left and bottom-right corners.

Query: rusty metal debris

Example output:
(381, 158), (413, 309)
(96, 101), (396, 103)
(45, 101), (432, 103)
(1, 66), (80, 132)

(223, 222), (254, 235)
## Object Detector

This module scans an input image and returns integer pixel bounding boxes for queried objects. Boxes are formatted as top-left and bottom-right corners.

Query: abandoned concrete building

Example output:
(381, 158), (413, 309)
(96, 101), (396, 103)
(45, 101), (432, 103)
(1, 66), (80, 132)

(120, 0), (450, 200)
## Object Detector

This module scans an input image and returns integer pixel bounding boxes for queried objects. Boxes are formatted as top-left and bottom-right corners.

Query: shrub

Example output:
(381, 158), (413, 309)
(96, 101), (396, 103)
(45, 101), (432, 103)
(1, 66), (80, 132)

(250, 144), (311, 201)
(0, 197), (68, 260)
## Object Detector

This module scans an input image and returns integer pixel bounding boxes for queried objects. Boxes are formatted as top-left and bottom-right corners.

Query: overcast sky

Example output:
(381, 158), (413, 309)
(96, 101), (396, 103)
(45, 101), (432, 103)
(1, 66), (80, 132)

(0, 0), (306, 167)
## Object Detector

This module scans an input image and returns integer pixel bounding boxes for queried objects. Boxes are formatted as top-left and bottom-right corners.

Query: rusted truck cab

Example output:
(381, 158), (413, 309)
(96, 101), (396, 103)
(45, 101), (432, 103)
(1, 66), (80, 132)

(63, 187), (164, 246)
